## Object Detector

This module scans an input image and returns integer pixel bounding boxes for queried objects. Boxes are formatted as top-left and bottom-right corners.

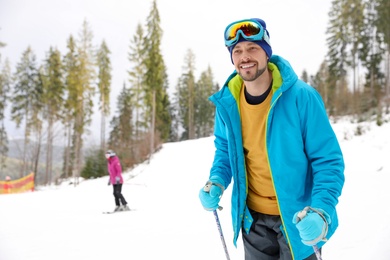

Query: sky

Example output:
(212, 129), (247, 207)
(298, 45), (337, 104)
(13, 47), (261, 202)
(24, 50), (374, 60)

(0, 116), (390, 259)
(0, 0), (332, 141)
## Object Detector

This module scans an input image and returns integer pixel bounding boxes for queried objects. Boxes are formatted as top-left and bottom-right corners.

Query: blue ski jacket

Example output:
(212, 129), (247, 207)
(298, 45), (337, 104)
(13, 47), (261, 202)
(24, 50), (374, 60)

(208, 55), (345, 259)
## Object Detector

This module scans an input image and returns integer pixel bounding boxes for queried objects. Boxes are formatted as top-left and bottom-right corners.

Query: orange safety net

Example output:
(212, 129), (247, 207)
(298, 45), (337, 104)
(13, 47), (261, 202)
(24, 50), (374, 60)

(0, 172), (35, 194)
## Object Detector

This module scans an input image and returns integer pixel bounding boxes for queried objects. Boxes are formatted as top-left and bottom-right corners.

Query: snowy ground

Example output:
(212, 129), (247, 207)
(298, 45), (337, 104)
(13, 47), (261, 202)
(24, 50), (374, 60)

(1, 117), (390, 260)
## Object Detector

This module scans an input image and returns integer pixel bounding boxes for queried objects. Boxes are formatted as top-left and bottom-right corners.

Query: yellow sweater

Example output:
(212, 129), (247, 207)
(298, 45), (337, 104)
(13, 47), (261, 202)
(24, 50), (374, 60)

(240, 79), (279, 215)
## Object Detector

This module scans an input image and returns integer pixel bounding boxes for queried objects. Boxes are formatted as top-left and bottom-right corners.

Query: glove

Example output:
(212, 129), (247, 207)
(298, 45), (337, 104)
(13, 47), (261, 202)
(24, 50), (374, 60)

(115, 176), (120, 184)
(199, 176), (225, 211)
(107, 179), (111, 186)
(293, 206), (331, 246)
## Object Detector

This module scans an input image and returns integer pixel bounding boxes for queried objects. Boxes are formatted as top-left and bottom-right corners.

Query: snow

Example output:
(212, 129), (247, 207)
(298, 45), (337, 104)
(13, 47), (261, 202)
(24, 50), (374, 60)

(1, 117), (390, 260)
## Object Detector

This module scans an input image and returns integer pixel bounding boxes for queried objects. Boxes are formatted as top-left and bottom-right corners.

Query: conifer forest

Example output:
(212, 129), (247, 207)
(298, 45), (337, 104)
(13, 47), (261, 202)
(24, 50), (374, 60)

(0, 0), (389, 185)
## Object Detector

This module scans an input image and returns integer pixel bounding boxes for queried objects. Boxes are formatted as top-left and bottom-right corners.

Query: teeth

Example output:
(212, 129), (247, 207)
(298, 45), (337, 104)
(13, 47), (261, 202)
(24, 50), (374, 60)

(241, 64), (254, 69)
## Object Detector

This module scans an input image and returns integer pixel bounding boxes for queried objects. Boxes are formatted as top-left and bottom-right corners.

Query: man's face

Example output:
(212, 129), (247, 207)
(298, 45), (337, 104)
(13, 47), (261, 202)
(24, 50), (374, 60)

(231, 41), (268, 82)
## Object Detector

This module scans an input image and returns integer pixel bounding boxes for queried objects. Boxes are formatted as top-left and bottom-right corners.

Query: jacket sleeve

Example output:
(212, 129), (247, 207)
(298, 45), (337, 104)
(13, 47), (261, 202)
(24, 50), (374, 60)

(300, 86), (345, 220)
(209, 107), (233, 188)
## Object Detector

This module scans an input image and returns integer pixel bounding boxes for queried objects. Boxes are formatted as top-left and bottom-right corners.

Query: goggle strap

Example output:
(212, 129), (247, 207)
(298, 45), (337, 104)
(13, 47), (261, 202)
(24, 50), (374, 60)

(263, 32), (271, 46)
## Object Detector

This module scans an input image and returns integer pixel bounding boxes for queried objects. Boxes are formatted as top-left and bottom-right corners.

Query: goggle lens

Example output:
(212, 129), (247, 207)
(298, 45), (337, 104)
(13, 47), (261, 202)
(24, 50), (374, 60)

(225, 21), (261, 41)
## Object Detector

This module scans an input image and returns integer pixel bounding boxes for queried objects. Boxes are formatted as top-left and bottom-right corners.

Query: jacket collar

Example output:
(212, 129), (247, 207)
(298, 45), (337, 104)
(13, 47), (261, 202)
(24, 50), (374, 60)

(217, 55), (298, 101)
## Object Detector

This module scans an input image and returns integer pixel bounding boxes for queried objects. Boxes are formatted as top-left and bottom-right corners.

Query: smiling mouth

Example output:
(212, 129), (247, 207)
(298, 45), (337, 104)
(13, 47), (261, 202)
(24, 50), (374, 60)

(240, 63), (256, 69)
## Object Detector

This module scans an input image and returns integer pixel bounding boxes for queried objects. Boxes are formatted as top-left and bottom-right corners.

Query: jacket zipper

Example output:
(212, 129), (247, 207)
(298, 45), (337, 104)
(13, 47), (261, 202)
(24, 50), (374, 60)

(265, 91), (296, 259)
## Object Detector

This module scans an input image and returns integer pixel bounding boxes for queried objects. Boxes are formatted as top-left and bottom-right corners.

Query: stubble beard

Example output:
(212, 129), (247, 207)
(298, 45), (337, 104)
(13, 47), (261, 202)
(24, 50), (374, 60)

(238, 64), (267, 82)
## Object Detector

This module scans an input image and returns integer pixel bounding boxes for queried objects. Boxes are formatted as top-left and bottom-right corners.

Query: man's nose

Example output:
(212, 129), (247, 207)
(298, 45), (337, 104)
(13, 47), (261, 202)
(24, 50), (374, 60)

(240, 53), (250, 62)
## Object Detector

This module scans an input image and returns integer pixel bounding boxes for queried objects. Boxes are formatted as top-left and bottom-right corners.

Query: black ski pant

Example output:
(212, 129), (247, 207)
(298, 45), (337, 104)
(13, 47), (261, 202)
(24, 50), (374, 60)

(113, 184), (127, 206)
(242, 209), (320, 260)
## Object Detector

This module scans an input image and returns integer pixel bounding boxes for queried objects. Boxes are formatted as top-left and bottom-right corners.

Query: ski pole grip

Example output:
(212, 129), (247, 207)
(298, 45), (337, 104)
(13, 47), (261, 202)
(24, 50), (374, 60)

(203, 182), (212, 192)
(296, 206), (310, 223)
(203, 181), (223, 211)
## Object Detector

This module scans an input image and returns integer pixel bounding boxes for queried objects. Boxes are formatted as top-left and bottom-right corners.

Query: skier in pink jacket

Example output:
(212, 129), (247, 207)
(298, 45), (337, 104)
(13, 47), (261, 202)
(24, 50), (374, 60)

(106, 150), (130, 212)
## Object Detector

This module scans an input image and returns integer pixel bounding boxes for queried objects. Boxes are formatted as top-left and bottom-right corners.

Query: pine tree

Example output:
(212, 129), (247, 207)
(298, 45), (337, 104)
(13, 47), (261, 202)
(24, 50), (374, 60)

(97, 40), (112, 152)
(174, 52), (217, 140)
(81, 149), (106, 179)
(374, 0), (390, 113)
(156, 68), (172, 141)
(0, 56), (11, 174)
(62, 35), (78, 179)
(128, 23), (147, 141)
(171, 78), (182, 142)
(300, 69), (309, 83)
(41, 47), (64, 184)
(326, 0), (350, 116)
(108, 83), (134, 167)
(11, 46), (43, 177)
(72, 19), (96, 185)
(143, 0), (171, 154)
(311, 61), (330, 108)
(181, 49), (196, 140)
(195, 65), (217, 138)
(359, 0), (386, 122)
(346, 0), (365, 94)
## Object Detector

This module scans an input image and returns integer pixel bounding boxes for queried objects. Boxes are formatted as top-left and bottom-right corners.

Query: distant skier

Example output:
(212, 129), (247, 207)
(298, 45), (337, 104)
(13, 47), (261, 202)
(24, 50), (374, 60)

(106, 150), (130, 212)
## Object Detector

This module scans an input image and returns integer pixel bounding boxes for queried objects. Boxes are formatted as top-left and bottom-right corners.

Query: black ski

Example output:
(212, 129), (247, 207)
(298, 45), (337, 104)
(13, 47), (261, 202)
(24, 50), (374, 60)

(102, 209), (131, 214)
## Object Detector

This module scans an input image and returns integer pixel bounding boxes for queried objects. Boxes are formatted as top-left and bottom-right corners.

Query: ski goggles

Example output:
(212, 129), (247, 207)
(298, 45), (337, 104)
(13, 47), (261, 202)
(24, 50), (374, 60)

(224, 19), (271, 47)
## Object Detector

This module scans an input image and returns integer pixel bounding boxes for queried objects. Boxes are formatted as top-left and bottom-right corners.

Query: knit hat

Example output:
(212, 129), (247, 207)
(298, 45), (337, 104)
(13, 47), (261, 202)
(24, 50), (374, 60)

(227, 18), (272, 64)
(106, 150), (116, 157)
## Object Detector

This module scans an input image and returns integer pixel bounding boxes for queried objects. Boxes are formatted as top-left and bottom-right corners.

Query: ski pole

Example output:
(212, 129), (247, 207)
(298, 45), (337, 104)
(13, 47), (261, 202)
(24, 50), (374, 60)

(203, 182), (230, 260)
(213, 208), (230, 260)
(312, 244), (322, 260)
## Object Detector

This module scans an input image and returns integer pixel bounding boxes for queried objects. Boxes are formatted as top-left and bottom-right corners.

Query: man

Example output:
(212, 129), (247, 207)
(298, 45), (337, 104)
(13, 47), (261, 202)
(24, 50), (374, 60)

(199, 18), (345, 260)
(106, 150), (130, 212)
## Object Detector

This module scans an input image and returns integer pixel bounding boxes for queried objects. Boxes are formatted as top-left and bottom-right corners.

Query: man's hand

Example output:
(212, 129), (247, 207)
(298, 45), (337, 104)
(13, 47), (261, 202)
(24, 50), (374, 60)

(199, 176), (225, 211)
(293, 207), (330, 246)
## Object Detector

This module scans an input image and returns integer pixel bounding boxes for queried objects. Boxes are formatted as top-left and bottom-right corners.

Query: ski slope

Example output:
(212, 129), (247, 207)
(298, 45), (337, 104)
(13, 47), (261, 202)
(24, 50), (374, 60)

(1, 118), (390, 260)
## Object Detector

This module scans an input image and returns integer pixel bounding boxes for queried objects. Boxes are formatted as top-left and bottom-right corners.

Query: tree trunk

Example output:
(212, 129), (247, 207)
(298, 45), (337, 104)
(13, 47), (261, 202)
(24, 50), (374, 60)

(150, 90), (156, 156)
